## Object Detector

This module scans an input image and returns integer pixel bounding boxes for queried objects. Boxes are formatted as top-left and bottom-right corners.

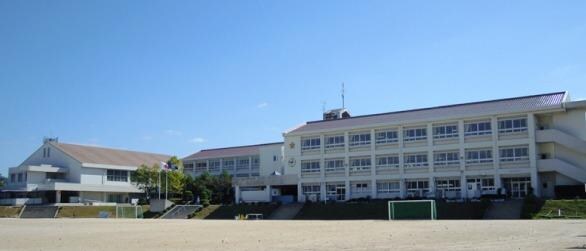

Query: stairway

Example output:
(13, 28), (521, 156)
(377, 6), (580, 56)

(160, 205), (202, 219)
(19, 206), (59, 219)
(536, 129), (586, 154)
(483, 200), (523, 219)
(538, 158), (586, 183)
(269, 203), (303, 220)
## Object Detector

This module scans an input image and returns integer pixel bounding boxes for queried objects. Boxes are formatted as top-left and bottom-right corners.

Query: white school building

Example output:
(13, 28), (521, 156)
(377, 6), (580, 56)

(0, 139), (170, 205)
(184, 91), (586, 203)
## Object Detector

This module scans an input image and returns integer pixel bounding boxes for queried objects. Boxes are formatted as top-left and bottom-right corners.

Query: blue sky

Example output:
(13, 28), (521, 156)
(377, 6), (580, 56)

(1, 1), (585, 176)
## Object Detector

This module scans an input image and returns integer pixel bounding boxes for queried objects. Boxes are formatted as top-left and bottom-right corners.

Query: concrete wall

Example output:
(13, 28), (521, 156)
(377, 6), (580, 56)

(259, 144), (284, 176)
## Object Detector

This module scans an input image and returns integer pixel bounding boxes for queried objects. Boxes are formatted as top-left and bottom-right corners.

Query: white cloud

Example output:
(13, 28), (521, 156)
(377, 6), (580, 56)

(141, 135), (153, 141)
(257, 102), (269, 109)
(164, 129), (183, 136)
(189, 137), (206, 144)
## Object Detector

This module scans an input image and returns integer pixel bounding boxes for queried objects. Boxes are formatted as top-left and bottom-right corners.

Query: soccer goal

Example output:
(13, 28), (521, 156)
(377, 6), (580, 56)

(115, 205), (144, 219)
(388, 200), (437, 220)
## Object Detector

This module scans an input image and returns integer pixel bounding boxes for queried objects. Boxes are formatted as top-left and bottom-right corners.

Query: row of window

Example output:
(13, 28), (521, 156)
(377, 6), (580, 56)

(301, 117), (528, 151)
(191, 157), (260, 173)
(302, 177), (497, 195)
(300, 146), (529, 173)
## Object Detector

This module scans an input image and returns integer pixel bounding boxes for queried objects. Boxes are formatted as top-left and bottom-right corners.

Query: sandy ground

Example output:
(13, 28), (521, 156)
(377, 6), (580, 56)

(1, 219), (585, 251)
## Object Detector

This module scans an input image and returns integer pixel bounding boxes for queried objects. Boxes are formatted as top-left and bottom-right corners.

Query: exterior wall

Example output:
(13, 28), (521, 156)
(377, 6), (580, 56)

(19, 142), (82, 183)
(286, 112), (552, 201)
(259, 144), (285, 176)
(80, 168), (106, 185)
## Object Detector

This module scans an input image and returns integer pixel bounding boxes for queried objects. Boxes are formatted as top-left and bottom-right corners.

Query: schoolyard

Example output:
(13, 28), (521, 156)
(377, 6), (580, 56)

(0, 219), (585, 250)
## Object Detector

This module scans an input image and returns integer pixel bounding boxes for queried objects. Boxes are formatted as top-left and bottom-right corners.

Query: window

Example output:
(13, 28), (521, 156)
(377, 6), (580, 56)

(352, 183), (369, 193)
(302, 184), (321, 198)
(467, 178), (495, 191)
(498, 117), (527, 133)
(236, 158), (250, 171)
(10, 174), (15, 183)
(208, 160), (220, 173)
(349, 132), (371, 146)
(404, 153), (428, 168)
(465, 120), (492, 136)
(325, 159), (345, 172)
(42, 147), (51, 158)
(17, 173), (23, 182)
(499, 146), (529, 162)
(465, 149), (493, 164)
(107, 170), (128, 182)
(376, 155), (399, 169)
(434, 151), (460, 166)
(222, 159), (235, 171)
(301, 137), (321, 151)
(273, 156), (277, 161)
(406, 180), (429, 192)
(436, 179), (461, 191)
(433, 124), (458, 139)
(377, 181), (400, 193)
(375, 130), (398, 144)
(301, 160), (321, 174)
(349, 157), (371, 171)
(195, 162), (208, 172)
(325, 135), (345, 149)
(404, 127), (427, 142)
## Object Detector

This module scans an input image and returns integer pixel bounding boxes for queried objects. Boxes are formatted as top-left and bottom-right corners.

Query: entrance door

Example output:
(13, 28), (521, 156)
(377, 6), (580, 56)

(511, 181), (529, 198)
(467, 182), (479, 199)
(336, 186), (346, 201)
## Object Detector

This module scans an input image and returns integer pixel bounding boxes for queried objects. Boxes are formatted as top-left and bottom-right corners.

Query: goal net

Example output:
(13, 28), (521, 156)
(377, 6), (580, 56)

(116, 205), (144, 219)
(388, 200), (437, 220)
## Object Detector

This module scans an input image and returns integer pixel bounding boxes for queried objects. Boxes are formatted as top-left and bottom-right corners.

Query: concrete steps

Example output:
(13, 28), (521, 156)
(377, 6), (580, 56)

(483, 200), (523, 219)
(19, 206), (59, 219)
(160, 205), (202, 219)
(269, 203), (303, 220)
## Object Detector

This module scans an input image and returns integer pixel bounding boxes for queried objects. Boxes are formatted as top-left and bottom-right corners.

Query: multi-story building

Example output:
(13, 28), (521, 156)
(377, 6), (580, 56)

(283, 91), (586, 202)
(182, 142), (298, 203)
(0, 139), (171, 205)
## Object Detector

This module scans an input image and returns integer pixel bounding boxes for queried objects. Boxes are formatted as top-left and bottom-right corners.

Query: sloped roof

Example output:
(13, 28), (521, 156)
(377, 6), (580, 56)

(288, 91), (567, 134)
(183, 142), (283, 161)
(52, 142), (171, 167)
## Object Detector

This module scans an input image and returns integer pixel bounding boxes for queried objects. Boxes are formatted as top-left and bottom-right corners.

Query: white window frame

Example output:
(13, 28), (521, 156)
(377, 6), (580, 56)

(301, 160), (321, 174)
(433, 151), (460, 167)
(404, 153), (428, 168)
(324, 158), (345, 172)
(349, 132), (371, 147)
(376, 155), (399, 169)
(301, 137), (321, 151)
(222, 159), (235, 171)
(435, 179), (461, 191)
(464, 120), (492, 136)
(375, 130), (398, 144)
(403, 127), (427, 142)
(377, 181), (400, 194)
(433, 124), (458, 139)
(499, 146), (529, 162)
(324, 135), (345, 149)
(349, 157), (371, 172)
(406, 180), (429, 192)
(208, 159), (221, 173)
(107, 170), (128, 182)
(302, 184), (321, 196)
(352, 183), (370, 193)
(498, 117), (528, 134)
(465, 149), (493, 164)
(195, 161), (208, 172)
(467, 178), (496, 191)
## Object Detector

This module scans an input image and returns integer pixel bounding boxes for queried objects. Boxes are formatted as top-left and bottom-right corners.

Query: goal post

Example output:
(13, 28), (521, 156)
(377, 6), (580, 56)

(388, 200), (437, 220)
(115, 205), (144, 219)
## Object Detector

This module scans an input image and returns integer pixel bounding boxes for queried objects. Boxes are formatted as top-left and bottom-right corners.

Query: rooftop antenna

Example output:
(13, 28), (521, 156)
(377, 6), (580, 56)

(321, 101), (327, 113)
(341, 82), (345, 109)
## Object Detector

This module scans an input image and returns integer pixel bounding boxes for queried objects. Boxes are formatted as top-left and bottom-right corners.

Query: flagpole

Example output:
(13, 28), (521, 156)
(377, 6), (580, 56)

(158, 169), (161, 200)
(165, 170), (168, 200)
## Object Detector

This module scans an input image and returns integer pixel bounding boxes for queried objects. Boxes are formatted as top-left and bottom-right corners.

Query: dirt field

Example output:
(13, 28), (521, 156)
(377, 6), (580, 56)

(1, 219), (585, 251)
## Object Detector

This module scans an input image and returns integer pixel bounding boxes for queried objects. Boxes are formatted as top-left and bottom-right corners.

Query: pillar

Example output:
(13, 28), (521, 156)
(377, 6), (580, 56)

(234, 185), (240, 204)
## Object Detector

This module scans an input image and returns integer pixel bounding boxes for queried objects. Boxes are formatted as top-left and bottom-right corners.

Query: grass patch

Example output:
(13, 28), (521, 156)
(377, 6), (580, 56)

(526, 199), (586, 219)
(0, 206), (22, 218)
(58, 206), (116, 218)
(294, 200), (490, 220)
(58, 205), (151, 218)
(193, 204), (279, 219)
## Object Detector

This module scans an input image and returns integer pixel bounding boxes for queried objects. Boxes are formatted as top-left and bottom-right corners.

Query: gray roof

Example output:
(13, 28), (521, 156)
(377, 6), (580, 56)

(288, 91), (568, 134)
(183, 142), (283, 161)
(52, 142), (171, 167)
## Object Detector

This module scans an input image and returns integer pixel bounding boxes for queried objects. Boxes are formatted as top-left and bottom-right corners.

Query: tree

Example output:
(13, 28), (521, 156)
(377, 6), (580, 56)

(131, 164), (159, 199)
(0, 173), (6, 188)
(162, 169), (185, 198)
(183, 171), (233, 205)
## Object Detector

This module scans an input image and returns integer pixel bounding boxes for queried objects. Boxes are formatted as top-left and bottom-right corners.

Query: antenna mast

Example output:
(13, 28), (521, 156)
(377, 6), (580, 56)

(341, 82), (345, 109)
(321, 101), (326, 113)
